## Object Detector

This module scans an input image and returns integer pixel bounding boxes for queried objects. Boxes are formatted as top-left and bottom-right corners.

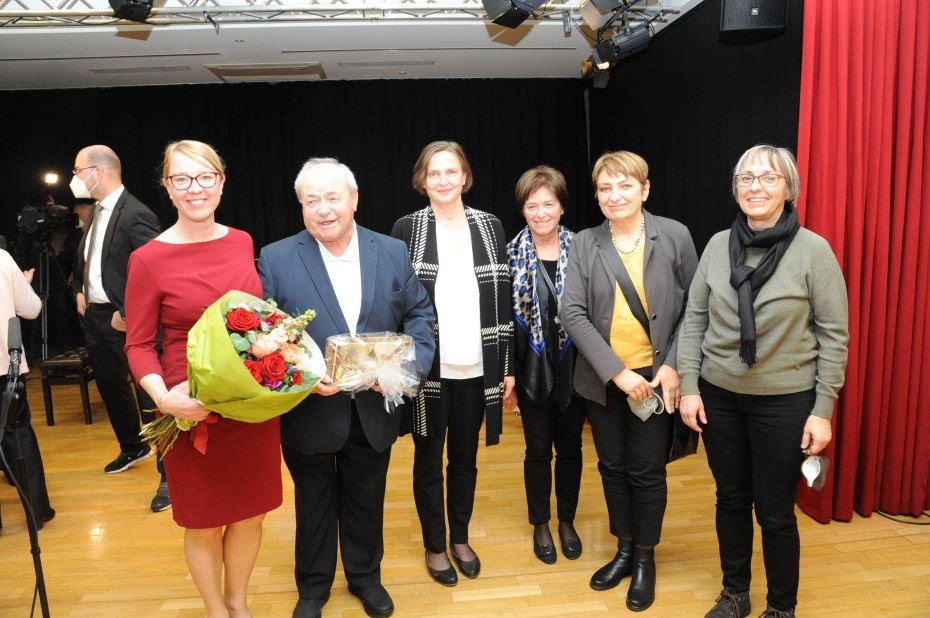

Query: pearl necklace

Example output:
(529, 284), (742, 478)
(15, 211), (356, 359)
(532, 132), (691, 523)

(609, 215), (645, 255)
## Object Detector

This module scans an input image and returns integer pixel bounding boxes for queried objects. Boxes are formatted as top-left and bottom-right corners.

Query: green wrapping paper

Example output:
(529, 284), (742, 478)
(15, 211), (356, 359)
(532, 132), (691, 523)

(187, 290), (326, 420)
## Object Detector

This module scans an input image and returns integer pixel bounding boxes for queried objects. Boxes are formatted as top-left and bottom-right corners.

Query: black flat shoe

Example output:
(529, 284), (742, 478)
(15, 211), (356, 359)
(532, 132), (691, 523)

(451, 546), (481, 578)
(533, 538), (557, 564)
(590, 539), (634, 591)
(626, 546), (656, 612)
(425, 551), (458, 586)
(557, 523), (582, 560)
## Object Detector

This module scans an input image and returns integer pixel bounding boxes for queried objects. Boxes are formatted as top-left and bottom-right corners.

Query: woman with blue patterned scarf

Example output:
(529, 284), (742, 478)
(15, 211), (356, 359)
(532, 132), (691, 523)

(505, 166), (586, 565)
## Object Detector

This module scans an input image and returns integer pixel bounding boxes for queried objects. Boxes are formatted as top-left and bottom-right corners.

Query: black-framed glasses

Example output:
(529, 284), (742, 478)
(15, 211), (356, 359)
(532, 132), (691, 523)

(734, 173), (785, 187)
(166, 172), (221, 191)
(72, 165), (97, 176)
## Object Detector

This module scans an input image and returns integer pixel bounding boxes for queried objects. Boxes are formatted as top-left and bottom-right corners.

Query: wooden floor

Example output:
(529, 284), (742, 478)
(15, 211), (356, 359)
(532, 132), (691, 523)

(1, 377), (928, 617)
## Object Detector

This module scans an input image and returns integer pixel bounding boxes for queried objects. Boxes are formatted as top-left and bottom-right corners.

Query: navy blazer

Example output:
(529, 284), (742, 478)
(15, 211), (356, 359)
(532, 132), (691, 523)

(258, 225), (436, 455)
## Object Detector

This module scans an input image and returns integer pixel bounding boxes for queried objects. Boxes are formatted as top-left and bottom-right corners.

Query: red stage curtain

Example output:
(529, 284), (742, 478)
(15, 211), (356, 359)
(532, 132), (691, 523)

(795, 0), (930, 522)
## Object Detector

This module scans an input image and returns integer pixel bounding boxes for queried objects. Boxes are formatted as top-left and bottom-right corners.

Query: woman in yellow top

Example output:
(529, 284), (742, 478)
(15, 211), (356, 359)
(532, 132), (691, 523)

(561, 151), (698, 611)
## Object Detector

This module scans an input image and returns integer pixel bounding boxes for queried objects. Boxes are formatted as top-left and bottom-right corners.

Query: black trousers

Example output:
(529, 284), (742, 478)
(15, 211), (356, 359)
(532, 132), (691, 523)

(412, 377), (484, 553)
(1, 377), (53, 522)
(699, 379), (815, 612)
(520, 391), (585, 525)
(82, 304), (145, 454)
(282, 405), (391, 600)
(584, 379), (672, 547)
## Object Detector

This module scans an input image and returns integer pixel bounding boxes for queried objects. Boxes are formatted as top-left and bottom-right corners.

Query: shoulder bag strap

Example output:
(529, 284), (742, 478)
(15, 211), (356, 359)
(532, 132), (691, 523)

(592, 222), (651, 340)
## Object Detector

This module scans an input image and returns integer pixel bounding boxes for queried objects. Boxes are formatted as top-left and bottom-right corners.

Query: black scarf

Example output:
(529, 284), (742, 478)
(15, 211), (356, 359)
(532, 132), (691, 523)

(729, 202), (801, 366)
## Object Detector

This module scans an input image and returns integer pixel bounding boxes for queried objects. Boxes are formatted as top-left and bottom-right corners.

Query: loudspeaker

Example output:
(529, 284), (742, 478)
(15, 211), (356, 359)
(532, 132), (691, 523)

(720, 0), (786, 32)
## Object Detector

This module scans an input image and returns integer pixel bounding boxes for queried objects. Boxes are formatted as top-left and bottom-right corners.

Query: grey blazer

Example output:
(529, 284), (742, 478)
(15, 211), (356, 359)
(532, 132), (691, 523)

(561, 210), (698, 406)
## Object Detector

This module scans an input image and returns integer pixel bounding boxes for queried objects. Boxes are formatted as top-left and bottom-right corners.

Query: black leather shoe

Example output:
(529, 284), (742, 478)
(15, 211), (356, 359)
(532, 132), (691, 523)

(292, 591), (329, 618)
(626, 546), (656, 612)
(425, 551), (458, 586)
(150, 480), (171, 512)
(533, 525), (557, 564)
(590, 539), (634, 591)
(348, 584), (394, 618)
(557, 523), (582, 560)
(533, 538), (557, 564)
(451, 546), (481, 578)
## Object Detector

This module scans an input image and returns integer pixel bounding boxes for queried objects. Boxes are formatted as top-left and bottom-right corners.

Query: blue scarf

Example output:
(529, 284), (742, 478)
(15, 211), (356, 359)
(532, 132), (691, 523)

(507, 225), (573, 358)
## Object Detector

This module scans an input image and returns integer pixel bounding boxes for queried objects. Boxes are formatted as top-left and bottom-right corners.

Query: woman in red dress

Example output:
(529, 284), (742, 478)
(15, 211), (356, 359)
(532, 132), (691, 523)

(124, 140), (282, 618)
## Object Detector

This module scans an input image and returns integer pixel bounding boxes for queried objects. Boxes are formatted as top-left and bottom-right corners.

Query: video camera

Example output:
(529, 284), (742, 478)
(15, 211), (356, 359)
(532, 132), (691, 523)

(16, 204), (76, 238)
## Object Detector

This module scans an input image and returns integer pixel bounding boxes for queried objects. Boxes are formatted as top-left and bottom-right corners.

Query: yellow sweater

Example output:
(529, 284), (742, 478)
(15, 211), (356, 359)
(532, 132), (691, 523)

(609, 242), (653, 369)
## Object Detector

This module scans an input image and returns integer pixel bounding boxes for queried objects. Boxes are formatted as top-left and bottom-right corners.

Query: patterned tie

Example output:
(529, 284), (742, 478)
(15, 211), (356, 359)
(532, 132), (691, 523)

(82, 202), (102, 299)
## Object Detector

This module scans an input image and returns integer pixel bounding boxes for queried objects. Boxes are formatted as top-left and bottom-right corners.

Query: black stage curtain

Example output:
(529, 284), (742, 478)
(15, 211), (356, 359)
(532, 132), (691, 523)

(1, 79), (591, 251)
(587, 0), (804, 251)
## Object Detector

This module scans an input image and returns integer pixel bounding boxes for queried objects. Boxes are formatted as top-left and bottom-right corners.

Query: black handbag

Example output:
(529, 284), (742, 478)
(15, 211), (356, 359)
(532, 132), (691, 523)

(667, 410), (699, 463)
(593, 222), (700, 464)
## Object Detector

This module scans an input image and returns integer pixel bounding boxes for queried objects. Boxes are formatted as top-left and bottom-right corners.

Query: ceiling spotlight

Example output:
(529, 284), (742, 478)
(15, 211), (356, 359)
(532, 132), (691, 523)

(591, 40), (618, 70)
(44, 173), (58, 186)
(108, 0), (153, 23)
(608, 22), (651, 60)
(482, 0), (548, 28)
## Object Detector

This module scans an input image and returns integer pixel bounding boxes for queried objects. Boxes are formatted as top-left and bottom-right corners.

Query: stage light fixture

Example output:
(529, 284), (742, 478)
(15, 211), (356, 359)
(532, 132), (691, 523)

(606, 22), (651, 61)
(44, 173), (58, 186)
(108, 0), (153, 23)
(482, 0), (547, 28)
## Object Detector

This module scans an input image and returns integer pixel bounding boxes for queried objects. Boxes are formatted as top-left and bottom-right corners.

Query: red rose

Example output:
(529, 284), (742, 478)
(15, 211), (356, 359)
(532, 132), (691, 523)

(261, 352), (287, 381)
(226, 307), (260, 333)
(291, 371), (302, 386)
(265, 312), (284, 325)
(243, 359), (263, 384)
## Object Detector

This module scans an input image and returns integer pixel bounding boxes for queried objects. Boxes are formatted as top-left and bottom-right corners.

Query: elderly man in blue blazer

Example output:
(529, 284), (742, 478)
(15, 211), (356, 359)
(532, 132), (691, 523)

(259, 157), (435, 618)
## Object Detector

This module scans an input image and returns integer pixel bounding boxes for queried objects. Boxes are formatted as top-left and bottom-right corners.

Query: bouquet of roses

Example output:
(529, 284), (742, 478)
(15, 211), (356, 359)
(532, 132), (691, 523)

(141, 290), (326, 456)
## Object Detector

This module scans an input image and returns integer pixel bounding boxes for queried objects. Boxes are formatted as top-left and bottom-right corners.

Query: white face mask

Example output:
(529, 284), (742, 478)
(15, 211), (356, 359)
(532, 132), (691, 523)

(70, 170), (99, 199)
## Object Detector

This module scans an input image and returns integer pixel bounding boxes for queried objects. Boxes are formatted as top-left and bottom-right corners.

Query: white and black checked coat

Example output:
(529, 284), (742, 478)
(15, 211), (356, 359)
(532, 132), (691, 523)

(391, 206), (515, 446)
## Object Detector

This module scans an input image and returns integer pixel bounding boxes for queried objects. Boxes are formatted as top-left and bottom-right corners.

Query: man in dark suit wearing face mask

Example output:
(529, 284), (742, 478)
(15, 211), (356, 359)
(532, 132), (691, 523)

(69, 145), (168, 512)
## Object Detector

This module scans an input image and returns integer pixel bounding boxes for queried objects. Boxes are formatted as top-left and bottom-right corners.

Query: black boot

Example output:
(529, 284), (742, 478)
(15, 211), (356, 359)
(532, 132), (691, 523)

(626, 546), (656, 612)
(590, 538), (634, 591)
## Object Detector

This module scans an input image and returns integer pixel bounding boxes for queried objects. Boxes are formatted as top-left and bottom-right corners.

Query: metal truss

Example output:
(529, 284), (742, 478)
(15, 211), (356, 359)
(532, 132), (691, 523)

(0, 0), (675, 29)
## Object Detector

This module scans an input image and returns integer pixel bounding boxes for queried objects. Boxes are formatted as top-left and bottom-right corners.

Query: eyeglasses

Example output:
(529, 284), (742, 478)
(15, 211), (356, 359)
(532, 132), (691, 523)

(734, 173), (785, 187)
(166, 172), (221, 191)
(72, 166), (97, 176)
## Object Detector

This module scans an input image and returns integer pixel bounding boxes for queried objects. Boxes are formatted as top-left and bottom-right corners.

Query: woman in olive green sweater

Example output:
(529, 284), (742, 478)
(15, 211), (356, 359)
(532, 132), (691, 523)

(677, 145), (849, 618)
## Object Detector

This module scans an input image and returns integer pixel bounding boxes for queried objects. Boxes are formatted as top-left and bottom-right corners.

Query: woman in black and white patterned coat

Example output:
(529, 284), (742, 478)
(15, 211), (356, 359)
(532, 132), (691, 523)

(391, 140), (515, 587)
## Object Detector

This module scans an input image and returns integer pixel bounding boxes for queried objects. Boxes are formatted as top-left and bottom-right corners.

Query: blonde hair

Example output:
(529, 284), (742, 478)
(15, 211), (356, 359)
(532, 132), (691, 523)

(411, 140), (474, 196)
(731, 144), (800, 202)
(514, 165), (568, 211)
(591, 150), (649, 186)
(161, 140), (226, 179)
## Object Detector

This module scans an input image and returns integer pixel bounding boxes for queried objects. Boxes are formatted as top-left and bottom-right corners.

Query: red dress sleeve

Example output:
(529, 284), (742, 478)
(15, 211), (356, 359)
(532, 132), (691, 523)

(124, 249), (165, 381)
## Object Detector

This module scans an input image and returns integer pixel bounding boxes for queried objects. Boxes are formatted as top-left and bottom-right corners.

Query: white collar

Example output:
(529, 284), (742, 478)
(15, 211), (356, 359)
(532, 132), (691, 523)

(316, 225), (359, 263)
(98, 185), (125, 211)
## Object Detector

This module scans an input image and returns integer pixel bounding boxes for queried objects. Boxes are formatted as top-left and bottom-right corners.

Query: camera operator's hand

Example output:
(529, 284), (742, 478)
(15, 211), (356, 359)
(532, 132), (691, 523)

(111, 311), (126, 332)
(22, 268), (34, 284)
(75, 292), (87, 316)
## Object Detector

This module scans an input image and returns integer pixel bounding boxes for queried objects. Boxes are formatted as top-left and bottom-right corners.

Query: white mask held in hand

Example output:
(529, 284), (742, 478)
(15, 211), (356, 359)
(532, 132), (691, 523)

(70, 172), (99, 199)
(628, 392), (665, 422)
(801, 454), (830, 491)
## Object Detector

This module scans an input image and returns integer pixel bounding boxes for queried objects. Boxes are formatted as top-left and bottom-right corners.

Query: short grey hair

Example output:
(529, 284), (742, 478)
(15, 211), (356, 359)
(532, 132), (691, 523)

(293, 157), (358, 198)
(731, 144), (800, 202)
